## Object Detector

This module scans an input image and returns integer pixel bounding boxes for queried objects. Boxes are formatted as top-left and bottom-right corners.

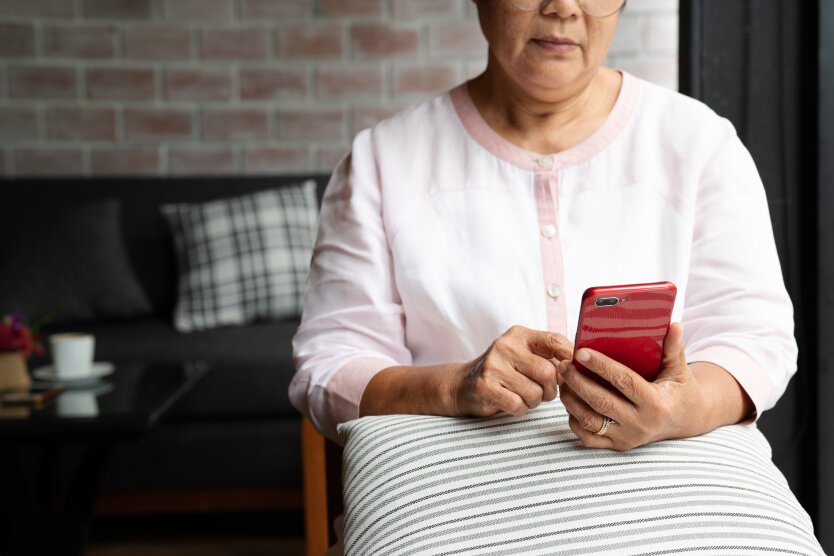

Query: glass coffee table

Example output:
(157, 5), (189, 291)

(0, 361), (210, 556)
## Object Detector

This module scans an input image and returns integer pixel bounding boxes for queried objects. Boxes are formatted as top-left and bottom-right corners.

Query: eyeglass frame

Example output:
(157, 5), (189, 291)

(509, 0), (627, 18)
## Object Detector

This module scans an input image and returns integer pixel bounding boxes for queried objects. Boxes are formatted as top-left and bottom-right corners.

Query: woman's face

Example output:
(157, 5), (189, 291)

(474, 0), (619, 97)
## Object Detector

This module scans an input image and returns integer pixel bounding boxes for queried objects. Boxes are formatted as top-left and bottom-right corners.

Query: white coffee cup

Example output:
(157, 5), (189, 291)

(50, 333), (95, 378)
(56, 391), (99, 417)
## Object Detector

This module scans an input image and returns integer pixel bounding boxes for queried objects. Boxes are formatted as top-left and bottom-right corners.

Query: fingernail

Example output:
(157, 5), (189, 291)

(575, 349), (590, 362)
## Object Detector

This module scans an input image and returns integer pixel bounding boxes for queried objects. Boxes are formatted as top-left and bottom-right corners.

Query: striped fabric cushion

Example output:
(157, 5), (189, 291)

(338, 401), (822, 555)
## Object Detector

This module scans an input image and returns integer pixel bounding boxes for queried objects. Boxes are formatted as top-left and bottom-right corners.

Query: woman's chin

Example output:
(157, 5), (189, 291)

(512, 65), (588, 94)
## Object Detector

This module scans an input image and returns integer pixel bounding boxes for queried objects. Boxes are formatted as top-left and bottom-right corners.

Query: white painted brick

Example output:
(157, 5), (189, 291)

(615, 54), (678, 90)
(466, 57), (487, 79)
(647, 14), (679, 52)
(623, 0), (679, 14)
(611, 14), (643, 54)
(0, 2), (680, 177)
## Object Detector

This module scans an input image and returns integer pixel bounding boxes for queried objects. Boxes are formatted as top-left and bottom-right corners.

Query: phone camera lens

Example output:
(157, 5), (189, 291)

(595, 297), (619, 307)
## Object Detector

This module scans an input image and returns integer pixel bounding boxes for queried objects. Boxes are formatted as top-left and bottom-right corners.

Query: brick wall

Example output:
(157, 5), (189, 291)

(0, 0), (678, 178)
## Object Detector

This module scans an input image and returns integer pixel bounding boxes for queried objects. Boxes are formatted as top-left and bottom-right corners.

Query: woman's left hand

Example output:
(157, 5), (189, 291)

(558, 322), (753, 451)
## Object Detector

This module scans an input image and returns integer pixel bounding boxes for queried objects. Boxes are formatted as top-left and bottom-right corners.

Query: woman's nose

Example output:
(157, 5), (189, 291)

(540, 0), (583, 18)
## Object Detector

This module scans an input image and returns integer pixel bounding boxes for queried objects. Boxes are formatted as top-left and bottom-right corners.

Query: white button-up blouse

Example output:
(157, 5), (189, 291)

(290, 72), (797, 442)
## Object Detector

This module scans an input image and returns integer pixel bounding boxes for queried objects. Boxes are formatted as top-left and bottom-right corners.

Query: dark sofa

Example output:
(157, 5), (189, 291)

(4, 175), (328, 511)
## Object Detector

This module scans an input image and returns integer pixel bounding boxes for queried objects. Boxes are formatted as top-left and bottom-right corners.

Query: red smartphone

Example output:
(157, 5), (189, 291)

(573, 281), (677, 383)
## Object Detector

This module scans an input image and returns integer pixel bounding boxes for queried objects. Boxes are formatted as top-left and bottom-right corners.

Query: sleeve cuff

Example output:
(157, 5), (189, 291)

(325, 355), (399, 435)
(687, 345), (774, 424)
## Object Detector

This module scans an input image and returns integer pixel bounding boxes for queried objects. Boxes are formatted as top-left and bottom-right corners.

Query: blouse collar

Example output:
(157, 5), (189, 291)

(450, 71), (640, 171)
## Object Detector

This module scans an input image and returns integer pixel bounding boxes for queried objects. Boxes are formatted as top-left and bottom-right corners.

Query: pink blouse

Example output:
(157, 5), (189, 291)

(290, 72), (798, 441)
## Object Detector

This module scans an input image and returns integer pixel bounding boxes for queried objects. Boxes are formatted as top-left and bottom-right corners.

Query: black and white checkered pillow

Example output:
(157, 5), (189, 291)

(161, 181), (318, 332)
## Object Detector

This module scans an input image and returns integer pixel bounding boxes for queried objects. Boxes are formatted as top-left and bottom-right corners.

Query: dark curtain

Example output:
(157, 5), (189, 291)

(817, 0), (834, 544)
(679, 0), (830, 550)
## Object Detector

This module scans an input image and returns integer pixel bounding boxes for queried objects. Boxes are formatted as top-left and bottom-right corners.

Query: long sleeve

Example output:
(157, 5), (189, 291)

(290, 129), (412, 442)
(289, 76), (800, 441)
(682, 120), (798, 418)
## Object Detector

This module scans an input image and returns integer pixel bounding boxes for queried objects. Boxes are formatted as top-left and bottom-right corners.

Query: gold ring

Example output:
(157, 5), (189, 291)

(595, 415), (615, 436)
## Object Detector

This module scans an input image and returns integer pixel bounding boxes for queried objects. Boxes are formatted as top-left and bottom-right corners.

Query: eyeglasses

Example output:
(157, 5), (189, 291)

(509, 0), (626, 18)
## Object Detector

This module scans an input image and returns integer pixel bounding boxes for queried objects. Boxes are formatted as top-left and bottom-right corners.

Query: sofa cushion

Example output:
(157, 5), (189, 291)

(338, 401), (823, 554)
(0, 198), (152, 324)
(41, 317), (300, 417)
(160, 180), (318, 332)
(2, 175), (330, 319)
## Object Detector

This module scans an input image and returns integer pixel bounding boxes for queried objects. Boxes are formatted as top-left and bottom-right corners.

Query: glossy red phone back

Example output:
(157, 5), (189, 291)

(573, 282), (676, 382)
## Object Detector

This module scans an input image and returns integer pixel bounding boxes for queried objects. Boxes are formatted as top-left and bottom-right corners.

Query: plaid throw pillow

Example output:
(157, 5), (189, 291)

(161, 181), (318, 332)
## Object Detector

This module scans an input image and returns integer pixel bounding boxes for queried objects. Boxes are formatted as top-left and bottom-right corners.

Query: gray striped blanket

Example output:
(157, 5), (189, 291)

(338, 400), (822, 555)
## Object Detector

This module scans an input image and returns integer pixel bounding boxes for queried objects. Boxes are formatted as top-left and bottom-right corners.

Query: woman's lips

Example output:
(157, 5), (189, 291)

(532, 37), (579, 54)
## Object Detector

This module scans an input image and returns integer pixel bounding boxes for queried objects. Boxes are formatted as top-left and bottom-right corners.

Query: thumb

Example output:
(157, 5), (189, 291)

(655, 322), (688, 381)
(527, 330), (573, 361)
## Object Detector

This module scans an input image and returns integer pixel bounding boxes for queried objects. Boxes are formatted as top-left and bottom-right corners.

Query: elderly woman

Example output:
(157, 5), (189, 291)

(290, 0), (796, 453)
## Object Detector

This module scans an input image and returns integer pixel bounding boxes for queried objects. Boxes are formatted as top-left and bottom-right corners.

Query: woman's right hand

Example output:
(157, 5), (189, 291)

(451, 325), (573, 417)
(360, 325), (572, 418)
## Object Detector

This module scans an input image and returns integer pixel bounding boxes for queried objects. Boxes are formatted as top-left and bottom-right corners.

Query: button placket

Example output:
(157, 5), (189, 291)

(534, 167), (567, 335)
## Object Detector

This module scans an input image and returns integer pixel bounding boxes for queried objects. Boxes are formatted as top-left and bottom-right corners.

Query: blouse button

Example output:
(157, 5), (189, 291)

(547, 283), (561, 299)
(537, 156), (553, 168)
(541, 224), (556, 238)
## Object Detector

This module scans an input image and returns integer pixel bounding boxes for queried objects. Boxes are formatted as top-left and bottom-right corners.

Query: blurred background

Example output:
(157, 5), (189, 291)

(0, 0), (678, 178)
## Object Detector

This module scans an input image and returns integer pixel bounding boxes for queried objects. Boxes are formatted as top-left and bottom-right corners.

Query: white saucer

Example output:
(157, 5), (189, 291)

(32, 362), (115, 385)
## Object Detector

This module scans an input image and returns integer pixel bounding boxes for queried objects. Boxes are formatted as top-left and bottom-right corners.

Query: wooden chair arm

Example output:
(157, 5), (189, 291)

(301, 417), (343, 556)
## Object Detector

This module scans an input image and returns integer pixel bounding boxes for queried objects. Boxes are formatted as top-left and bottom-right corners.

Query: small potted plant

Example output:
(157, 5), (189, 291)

(0, 313), (47, 391)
